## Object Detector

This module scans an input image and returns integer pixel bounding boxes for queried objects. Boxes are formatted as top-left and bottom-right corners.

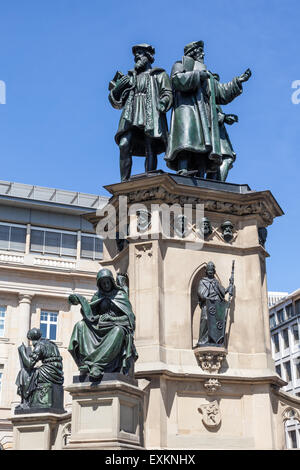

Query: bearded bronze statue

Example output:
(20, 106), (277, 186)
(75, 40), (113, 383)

(109, 44), (173, 181)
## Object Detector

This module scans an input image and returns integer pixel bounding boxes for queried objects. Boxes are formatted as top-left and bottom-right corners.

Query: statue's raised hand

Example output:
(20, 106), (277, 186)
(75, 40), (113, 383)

(224, 114), (238, 125)
(99, 313), (111, 322)
(238, 68), (252, 83)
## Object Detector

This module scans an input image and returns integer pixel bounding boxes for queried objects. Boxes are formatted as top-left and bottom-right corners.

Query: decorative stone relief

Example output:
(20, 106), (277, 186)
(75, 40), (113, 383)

(194, 349), (227, 374)
(221, 220), (234, 243)
(135, 243), (153, 259)
(126, 188), (274, 225)
(137, 209), (152, 233)
(203, 378), (222, 394)
(198, 400), (221, 428)
(62, 422), (72, 447)
(282, 406), (300, 423)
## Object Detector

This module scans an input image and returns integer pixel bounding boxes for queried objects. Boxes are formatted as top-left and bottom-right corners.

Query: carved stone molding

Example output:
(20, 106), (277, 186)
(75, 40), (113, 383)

(203, 378), (222, 394)
(198, 400), (221, 428)
(135, 243), (153, 259)
(62, 422), (72, 447)
(194, 347), (227, 374)
(282, 406), (300, 423)
(125, 188), (274, 225)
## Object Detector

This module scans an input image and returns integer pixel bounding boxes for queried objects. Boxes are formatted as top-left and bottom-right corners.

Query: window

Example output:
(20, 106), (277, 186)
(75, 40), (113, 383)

(270, 314), (276, 328)
(277, 309), (284, 324)
(282, 329), (289, 349)
(286, 304), (294, 319)
(275, 364), (281, 377)
(288, 430), (297, 449)
(31, 228), (77, 257)
(296, 361), (300, 380)
(296, 300), (300, 316)
(40, 311), (58, 341)
(0, 223), (26, 252)
(284, 361), (292, 382)
(273, 333), (280, 353)
(0, 307), (5, 338)
(292, 324), (299, 344)
(81, 235), (103, 260)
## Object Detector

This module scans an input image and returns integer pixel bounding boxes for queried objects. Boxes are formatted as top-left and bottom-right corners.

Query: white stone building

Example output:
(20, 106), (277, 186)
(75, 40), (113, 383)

(0, 180), (108, 449)
(269, 289), (300, 449)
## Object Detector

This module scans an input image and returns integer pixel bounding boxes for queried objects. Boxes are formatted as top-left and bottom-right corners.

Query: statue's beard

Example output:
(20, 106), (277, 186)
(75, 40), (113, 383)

(193, 52), (204, 63)
(135, 56), (149, 72)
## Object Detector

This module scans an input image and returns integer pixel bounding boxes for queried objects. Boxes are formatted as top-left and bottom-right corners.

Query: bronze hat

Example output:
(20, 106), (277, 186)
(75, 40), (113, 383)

(184, 40), (204, 56)
(132, 43), (155, 56)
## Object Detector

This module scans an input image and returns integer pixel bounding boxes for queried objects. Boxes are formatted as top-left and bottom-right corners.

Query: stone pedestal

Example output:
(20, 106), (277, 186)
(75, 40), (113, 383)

(84, 172), (300, 449)
(14, 384), (65, 415)
(64, 373), (144, 450)
(11, 411), (71, 450)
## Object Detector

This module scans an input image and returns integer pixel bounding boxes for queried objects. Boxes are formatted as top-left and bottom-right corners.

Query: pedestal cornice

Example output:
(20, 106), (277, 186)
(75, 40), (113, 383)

(87, 172), (283, 228)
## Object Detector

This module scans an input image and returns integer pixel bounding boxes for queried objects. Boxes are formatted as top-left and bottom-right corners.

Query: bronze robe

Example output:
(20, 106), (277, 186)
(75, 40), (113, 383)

(109, 67), (172, 156)
(165, 55), (243, 171)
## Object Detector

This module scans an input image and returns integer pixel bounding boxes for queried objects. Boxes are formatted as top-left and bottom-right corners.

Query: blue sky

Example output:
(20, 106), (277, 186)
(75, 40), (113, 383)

(0, 0), (299, 292)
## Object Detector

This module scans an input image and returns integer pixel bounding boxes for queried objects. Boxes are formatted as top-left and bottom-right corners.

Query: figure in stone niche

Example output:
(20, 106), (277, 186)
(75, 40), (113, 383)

(199, 217), (213, 239)
(221, 220), (234, 243)
(68, 269), (138, 380)
(15, 328), (64, 412)
(197, 261), (235, 347)
(109, 44), (173, 182)
(165, 41), (251, 181)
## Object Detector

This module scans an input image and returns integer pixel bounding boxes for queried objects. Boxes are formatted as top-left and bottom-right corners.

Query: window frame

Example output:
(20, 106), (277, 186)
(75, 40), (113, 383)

(80, 233), (103, 261)
(30, 226), (77, 258)
(0, 222), (27, 253)
(39, 310), (59, 341)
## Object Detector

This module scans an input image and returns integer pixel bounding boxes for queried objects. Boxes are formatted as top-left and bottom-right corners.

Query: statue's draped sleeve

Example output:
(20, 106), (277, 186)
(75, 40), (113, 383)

(171, 61), (201, 92)
(214, 76), (243, 105)
(198, 279), (209, 304)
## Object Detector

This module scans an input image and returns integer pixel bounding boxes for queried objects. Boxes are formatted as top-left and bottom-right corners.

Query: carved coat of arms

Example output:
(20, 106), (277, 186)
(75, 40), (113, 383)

(198, 400), (221, 428)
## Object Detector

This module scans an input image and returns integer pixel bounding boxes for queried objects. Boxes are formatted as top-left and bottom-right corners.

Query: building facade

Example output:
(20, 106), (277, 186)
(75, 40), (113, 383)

(0, 180), (108, 449)
(269, 289), (300, 449)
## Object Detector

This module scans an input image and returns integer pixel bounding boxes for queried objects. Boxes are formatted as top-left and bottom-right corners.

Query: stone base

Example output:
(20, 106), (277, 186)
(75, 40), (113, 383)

(64, 374), (144, 450)
(11, 411), (71, 450)
(14, 384), (65, 415)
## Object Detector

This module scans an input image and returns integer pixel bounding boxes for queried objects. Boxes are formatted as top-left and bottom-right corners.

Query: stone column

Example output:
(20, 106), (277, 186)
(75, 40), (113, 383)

(18, 293), (33, 345)
(76, 231), (81, 260)
(25, 224), (31, 254)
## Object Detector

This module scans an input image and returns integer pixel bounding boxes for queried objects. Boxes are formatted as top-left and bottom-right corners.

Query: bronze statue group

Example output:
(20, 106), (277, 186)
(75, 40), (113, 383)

(109, 41), (251, 182)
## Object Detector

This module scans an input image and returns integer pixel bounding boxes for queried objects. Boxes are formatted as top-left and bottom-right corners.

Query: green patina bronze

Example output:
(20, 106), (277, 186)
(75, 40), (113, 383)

(197, 261), (235, 347)
(15, 328), (64, 412)
(165, 41), (251, 181)
(68, 269), (138, 380)
(109, 43), (173, 181)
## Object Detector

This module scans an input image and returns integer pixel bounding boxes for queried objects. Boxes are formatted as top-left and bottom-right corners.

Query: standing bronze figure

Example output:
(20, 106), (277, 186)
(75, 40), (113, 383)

(109, 44), (173, 181)
(197, 261), (235, 347)
(165, 41), (251, 181)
